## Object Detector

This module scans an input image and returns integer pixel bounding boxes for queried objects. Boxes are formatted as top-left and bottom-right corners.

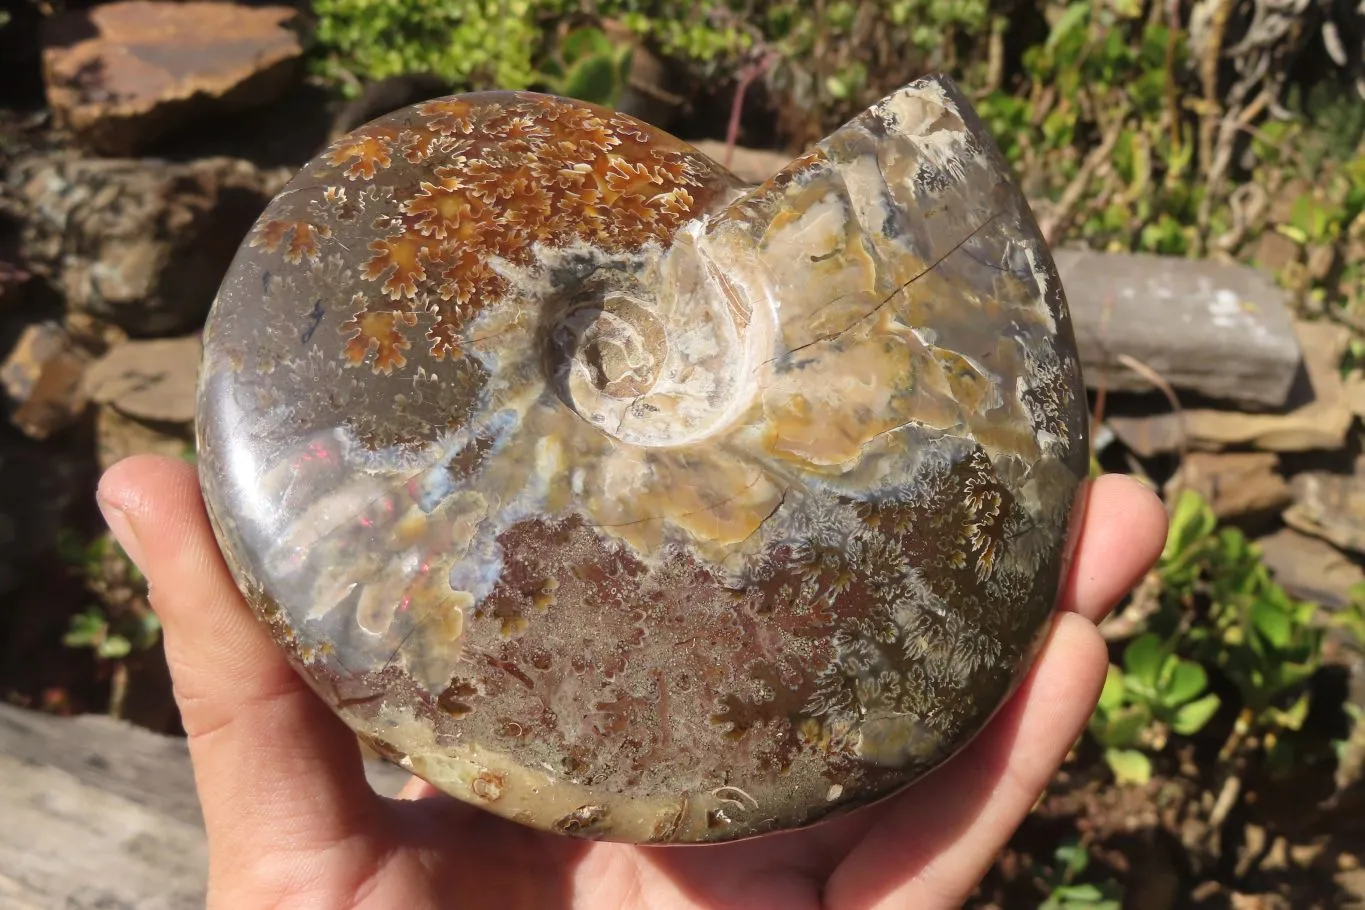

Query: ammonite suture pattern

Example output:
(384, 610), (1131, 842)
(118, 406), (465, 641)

(195, 74), (1090, 844)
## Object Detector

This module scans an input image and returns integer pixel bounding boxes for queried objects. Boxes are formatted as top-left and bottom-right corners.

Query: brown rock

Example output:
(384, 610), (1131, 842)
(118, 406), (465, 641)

(0, 322), (90, 440)
(1255, 527), (1365, 610)
(1052, 248), (1303, 410)
(1164, 452), (1290, 521)
(1284, 471), (1365, 556)
(13, 155), (285, 336)
(95, 405), (194, 472)
(1109, 320), (1356, 455)
(1250, 229), (1300, 277)
(42, 1), (303, 156)
(84, 335), (202, 425)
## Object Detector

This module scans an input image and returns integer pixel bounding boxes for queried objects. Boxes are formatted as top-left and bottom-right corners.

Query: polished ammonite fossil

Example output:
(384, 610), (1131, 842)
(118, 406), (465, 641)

(195, 73), (1089, 844)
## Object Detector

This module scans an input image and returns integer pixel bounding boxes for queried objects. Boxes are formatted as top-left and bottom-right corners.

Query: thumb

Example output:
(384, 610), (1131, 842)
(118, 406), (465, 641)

(96, 454), (379, 863)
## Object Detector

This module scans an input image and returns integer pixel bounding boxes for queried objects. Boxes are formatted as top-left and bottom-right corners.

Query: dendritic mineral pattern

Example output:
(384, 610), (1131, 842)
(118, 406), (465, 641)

(195, 74), (1089, 844)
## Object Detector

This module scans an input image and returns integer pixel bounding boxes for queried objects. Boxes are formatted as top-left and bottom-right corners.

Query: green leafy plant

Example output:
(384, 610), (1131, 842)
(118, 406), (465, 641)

(1037, 839), (1124, 910)
(309, 0), (551, 96)
(63, 606), (160, 662)
(537, 26), (634, 107)
(974, 1), (1219, 256)
(1089, 632), (1221, 784)
(1166, 493), (1322, 762)
(57, 531), (160, 662)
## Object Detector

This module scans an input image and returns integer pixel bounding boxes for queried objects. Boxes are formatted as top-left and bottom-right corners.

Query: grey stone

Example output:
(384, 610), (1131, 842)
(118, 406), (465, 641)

(1255, 527), (1365, 611)
(1053, 248), (1303, 410)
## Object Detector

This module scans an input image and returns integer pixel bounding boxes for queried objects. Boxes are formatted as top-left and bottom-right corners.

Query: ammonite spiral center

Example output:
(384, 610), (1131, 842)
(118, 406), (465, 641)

(195, 74), (1089, 845)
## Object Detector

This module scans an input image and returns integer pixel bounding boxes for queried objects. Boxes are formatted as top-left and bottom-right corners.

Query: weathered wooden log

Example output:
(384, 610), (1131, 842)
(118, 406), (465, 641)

(0, 703), (408, 908)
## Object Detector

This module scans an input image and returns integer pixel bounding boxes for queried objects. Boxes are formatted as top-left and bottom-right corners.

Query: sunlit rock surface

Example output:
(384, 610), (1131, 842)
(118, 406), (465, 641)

(195, 74), (1090, 844)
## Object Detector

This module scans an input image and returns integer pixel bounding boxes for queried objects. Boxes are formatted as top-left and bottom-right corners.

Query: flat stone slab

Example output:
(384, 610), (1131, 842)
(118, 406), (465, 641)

(1163, 452), (1290, 522)
(42, 0), (303, 155)
(1053, 248), (1303, 410)
(1285, 471), (1365, 556)
(1255, 528), (1365, 611)
(1108, 320), (1357, 455)
(84, 335), (202, 425)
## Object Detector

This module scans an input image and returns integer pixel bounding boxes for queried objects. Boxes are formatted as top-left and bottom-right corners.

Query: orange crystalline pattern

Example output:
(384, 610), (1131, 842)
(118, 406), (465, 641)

(250, 219), (332, 264)
(262, 93), (727, 372)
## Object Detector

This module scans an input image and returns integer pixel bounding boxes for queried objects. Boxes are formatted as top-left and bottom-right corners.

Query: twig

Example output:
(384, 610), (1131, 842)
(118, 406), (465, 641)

(1114, 352), (1189, 485)
(1040, 109), (1127, 248)
(1164, 0), (1184, 154)
(1198, 85), (1275, 242)
(1206, 772), (1243, 854)
(1198, 0), (1236, 182)
(723, 51), (776, 169)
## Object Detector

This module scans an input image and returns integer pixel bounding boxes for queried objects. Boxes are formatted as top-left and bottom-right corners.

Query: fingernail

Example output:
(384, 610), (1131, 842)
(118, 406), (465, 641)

(97, 495), (146, 574)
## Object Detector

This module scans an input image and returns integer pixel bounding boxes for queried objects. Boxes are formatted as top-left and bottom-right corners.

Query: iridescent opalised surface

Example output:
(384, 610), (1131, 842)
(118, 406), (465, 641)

(195, 74), (1089, 844)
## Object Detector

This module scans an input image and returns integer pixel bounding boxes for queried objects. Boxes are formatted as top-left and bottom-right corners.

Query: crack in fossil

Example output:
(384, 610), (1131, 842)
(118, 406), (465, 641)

(768, 209), (1004, 367)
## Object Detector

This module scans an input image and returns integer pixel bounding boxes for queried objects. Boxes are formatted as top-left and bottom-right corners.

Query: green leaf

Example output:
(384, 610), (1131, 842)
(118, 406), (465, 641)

(1054, 840), (1090, 876)
(63, 610), (107, 648)
(97, 635), (132, 660)
(560, 56), (621, 106)
(1054, 884), (1105, 901)
(559, 27), (613, 65)
(1096, 704), (1151, 748)
(1264, 692), (1312, 732)
(1162, 490), (1216, 563)
(1123, 633), (1164, 689)
(1047, 2), (1091, 52)
(1276, 223), (1309, 245)
(1251, 601), (1292, 650)
(1163, 659), (1207, 705)
(1104, 747), (1152, 785)
(1097, 664), (1126, 712)
(1171, 693), (1221, 735)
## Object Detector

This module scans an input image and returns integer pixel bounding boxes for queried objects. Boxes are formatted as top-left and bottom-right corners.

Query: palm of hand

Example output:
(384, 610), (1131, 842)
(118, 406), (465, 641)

(97, 455), (1166, 910)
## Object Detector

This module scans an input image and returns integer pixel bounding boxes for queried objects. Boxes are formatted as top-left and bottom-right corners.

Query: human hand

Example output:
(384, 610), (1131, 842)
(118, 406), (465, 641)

(96, 453), (1166, 910)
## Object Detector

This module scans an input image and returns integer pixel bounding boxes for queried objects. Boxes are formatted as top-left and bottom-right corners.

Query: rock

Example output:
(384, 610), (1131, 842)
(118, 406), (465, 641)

(691, 139), (792, 186)
(96, 405), (194, 472)
(1250, 228), (1300, 277)
(13, 155), (285, 336)
(42, 1), (303, 156)
(1108, 320), (1358, 456)
(84, 336), (202, 470)
(0, 321), (90, 440)
(84, 335), (202, 424)
(1255, 527), (1365, 610)
(1052, 248), (1303, 410)
(1164, 452), (1290, 521)
(1284, 471), (1365, 556)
